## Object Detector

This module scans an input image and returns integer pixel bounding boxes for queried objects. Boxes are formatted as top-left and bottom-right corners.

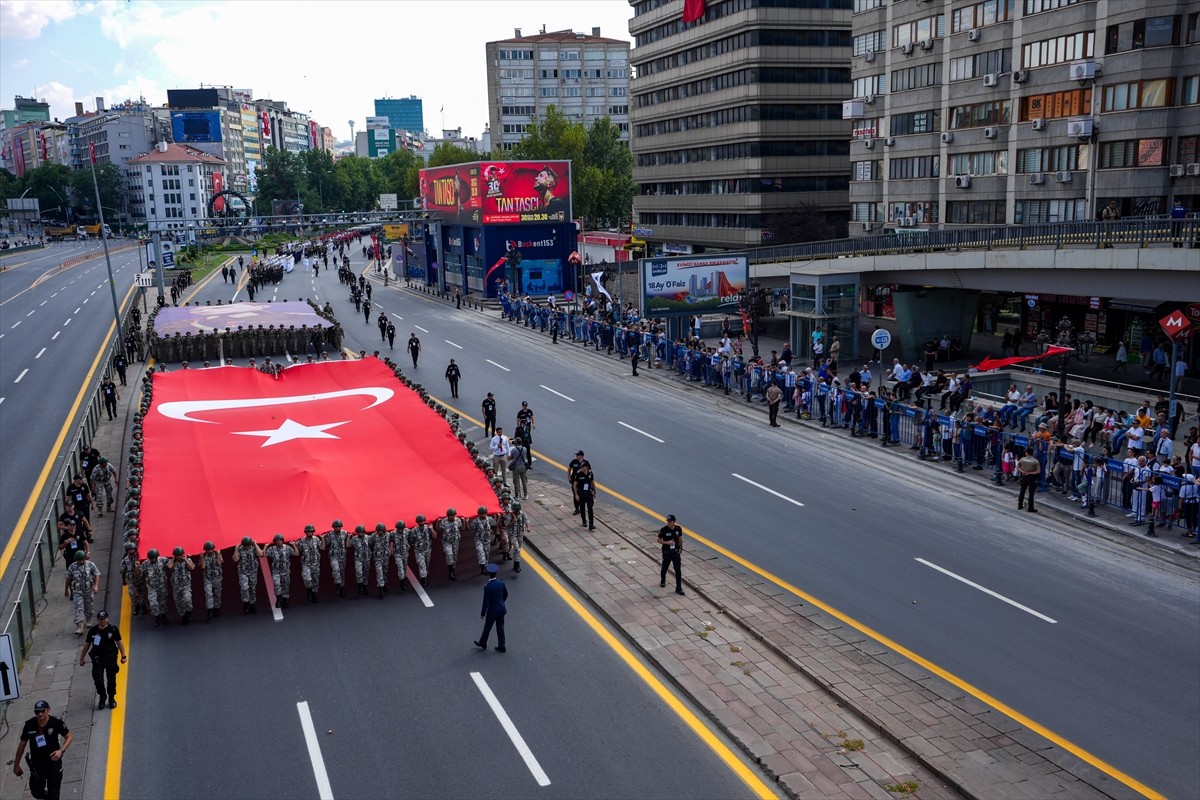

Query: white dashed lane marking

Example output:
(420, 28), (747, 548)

(74, 307), (81, 314)
(25, 309), (35, 316)
(617, 421), (663, 443)
(445, 340), (462, 349)
(390, 313), (403, 320)
(540, 385), (575, 402)
(486, 359), (510, 372)
(35, 347), (46, 359)
(731, 473), (805, 508)
(14, 368), (29, 383)
(915, 558), (1058, 624)
(414, 324), (428, 333)
(64, 318), (71, 326)
(51, 331), (60, 340)
(11, 320), (20, 329)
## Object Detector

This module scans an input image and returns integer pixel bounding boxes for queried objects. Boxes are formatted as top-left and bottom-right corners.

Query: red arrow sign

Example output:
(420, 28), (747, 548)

(1159, 310), (1192, 341)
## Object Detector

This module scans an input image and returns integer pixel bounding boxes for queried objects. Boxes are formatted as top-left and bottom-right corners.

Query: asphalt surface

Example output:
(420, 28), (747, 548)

(215, 255), (1196, 799)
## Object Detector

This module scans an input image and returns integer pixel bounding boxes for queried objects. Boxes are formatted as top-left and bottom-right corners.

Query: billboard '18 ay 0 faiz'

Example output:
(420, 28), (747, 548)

(642, 254), (748, 316)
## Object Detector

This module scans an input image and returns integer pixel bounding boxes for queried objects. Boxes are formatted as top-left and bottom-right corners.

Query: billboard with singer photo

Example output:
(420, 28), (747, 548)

(641, 254), (748, 316)
(420, 160), (571, 226)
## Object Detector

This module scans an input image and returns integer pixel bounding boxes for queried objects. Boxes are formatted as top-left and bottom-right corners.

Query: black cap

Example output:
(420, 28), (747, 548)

(34, 700), (49, 711)
(575, 450), (584, 455)
(666, 514), (676, 522)
(97, 611), (109, 619)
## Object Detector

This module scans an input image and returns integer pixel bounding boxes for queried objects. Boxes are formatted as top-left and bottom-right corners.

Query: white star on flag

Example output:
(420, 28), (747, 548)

(233, 418), (348, 447)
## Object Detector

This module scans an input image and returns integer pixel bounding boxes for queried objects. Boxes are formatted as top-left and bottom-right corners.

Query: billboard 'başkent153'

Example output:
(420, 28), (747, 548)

(642, 254), (748, 316)
(419, 161), (571, 226)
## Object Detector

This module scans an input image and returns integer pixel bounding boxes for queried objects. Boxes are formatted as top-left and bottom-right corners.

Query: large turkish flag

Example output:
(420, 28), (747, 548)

(139, 359), (495, 556)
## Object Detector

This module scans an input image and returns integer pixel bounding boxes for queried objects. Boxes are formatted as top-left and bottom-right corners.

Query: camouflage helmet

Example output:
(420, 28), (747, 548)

(394, 520), (405, 530)
(375, 523), (387, 532)
(124, 542), (138, 552)
(172, 546), (185, 557)
(147, 548), (160, 559)
(99, 456), (108, 464)
(273, 533), (285, 542)
(304, 524), (316, 533)
(203, 541), (215, 551)
(415, 514), (426, 524)
(446, 507), (456, 516)
(354, 524), (366, 533)
(511, 501), (522, 511)
(74, 550), (87, 561)
(477, 506), (489, 516)
(331, 519), (343, 528)
(241, 536), (254, 547)
(125, 527), (139, 537)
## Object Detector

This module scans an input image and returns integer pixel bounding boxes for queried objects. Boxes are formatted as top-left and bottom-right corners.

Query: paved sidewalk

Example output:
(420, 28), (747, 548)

(520, 475), (1117, 800)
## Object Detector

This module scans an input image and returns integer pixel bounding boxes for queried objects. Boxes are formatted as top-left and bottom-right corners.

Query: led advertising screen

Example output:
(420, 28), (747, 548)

(420, 161), (571, 226)
(172, 110), (222, 144)
(642, 254), (748, 316)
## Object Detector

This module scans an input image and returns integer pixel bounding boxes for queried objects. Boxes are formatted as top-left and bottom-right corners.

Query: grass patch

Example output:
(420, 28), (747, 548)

(884, 781), (919, 795)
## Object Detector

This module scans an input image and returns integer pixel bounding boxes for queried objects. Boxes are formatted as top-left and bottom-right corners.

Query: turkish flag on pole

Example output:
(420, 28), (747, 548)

(89, 141), (97, 165)
(139, 360), (496, 556)
(683, 0), (706, 23)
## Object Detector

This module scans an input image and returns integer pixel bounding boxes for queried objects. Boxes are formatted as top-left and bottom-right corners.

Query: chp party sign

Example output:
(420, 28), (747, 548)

(642, 254), (748, 316)
(419, 161), (572, 226)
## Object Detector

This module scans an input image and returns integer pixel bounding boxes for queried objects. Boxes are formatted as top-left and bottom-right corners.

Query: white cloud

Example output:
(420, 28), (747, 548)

(0, 0), (81, 40)
(10, 57), (30, 68)
(33, 80), (77, 119)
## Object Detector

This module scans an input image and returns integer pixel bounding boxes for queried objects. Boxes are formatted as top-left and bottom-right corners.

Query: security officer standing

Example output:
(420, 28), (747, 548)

(445, 359), (461, 398)
(482, 393), (497, 437)
(567, 450), (590, 516)
(232, 537), (264, 614)
(1017, 447), (1042, 513)
(265, 534), (298, 608)
(349, 525), (372, 595)
(113, 352), (128, 385)
(199, 542), (223, 620)
(407, 332), (421, 367)
(573, 462), (597, 530)
(325, 519), (348, 597)
(474, 563), (508, 652)
(297, 525), (324, 603)
(101, 377), (119, 420)
(436, 508), (463, 581)
(79, 610), (126, 709)
(165, 546), (196, 625)
(657, 515), (685, 596)
(13, 700), (73, 800)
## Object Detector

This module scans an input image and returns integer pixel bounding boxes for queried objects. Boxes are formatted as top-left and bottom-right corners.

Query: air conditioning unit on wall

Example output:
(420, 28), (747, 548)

(1029, 173), (1046, 185)
(1169, 164), (1185, 177)
(940, 132), (954, 144)
(955, 175), (972, 189)
(1187, 163), (1200, 176)
(1056, 171), (1073, 183)
(1012, 71), (1027, 84)
(984, 127), (998, 139)
(1032, 118), (1047, 131)
(1067, 117), (1094, 138)
(864, 50), (876, 62)
(968, 29), (981, 42)
(901, 42), (914, 55)
(983, 74), (998, 87)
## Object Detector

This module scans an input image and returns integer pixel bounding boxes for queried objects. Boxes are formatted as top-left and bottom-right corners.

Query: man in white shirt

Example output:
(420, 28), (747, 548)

(1125, 423), (1144, 453)
(1121, 448), (1141, 515)
(1151, 429), (1173, 465)
(490, 428), (511, 486)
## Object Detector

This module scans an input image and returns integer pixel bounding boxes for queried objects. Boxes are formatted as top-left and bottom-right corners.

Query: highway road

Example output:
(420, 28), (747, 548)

(8, 242), (1195, 798)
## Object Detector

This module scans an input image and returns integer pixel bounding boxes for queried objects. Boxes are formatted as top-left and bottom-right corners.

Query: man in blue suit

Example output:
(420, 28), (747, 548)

(475, 564), (508, 653)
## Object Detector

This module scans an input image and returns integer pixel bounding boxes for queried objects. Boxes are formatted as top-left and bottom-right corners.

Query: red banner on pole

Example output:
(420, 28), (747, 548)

(974, 345), (1070, 372)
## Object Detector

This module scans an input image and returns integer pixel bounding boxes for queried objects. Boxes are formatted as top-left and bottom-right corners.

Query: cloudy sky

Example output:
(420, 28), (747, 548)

(1, 0), (635, 141)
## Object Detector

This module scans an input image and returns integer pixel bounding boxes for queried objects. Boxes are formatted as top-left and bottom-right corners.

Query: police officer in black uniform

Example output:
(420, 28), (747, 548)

(482, 393), (497, 437)
(657, 514), (685, 596)
(13, 700), (73, 800)
(573, 462), (597, 530)
(445, 359), (461, 398)
(112, 352), (128, 386)
(79, 610), (126, 709)
(100, 377), (119, 420)
(567, 450), (590, 515)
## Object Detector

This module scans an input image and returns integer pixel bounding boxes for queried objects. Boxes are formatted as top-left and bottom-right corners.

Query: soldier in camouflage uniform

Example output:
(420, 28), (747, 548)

(265, 534), (298, 609)
(120, 540), (147, 616)
(471, 506), (495, 576)
(508, 501), (528, 574)
(348, 525), (372, 595)
(409, 514), (433, 588)
(370, 523), (391, 598)
(390, 520), (409, 593)
(325, 520), (348, 597)
(232, 536), (264, 614)
(166, 546), (196, 625)
(89, 457), (118, 516)
(494, 495), (514, 561)
(436, 508), (463, 581)
(200, 541), (223, 620)
(65, 550), (100, 635)
(297, 525), (324, 603)
(141, 548), (170, 627)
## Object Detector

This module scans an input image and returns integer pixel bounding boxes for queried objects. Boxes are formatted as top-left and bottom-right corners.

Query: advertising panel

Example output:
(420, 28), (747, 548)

(419, 161), (571, 226)
(365, 116), (391, 130)
(171, 110), (222, 144)
(642, 254), (748, 316)
(211, 172), (225, 213)
(379, 193), (398, 211)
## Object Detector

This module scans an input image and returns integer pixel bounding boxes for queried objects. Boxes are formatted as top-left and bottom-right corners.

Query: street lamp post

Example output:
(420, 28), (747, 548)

(1055, 316), (1075, 439)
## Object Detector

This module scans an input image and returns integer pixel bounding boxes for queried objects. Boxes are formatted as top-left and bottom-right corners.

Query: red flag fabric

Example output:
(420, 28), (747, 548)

(139, 360), (495, 556)
(683, 0), (706, 23)
(89, 141), (97, 165)
(974, 345), (1070, 372)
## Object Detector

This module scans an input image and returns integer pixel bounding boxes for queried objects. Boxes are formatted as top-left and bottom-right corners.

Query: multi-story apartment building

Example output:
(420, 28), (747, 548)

(486, 27), (632, 152)
(629, 0), (854, 251)
(845, 0), (1199, 234)
(64, 98), (167, 172)
(0, 95), (52, 177)
(125, 142), (224, 231)
(374, 96), (425, 135)
(164, 89), (251, 196)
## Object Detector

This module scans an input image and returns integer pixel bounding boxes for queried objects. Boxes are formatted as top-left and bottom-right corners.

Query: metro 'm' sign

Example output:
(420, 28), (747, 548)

(1158, 310), (1192, 341)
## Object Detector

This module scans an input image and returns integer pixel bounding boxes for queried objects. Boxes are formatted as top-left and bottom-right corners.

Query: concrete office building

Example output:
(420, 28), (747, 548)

(126, 142), (225, 231)
(628, 0), (853, 252)
(486, 27), (631, 152)
(844, 0), (1200, 235)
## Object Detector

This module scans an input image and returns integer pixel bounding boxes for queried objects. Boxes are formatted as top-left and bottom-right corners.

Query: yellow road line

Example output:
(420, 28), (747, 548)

(437, 401), (1165, 800)
(103, 590), (132, 799)
(524, 552), (776, 799)
(0, 280), (137, 584)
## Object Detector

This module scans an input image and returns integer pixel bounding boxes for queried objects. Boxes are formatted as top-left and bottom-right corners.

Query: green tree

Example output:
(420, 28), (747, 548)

(332, 155), (381, 211)
(254, 147), (306, 215)
(427, 141), (483, 168)
(301, 148), (338, 213)
(0, 168), (18, 214)
(71, 163), (125, 221)
(17, 163), (74, 221)
(376, 148), (420, 205)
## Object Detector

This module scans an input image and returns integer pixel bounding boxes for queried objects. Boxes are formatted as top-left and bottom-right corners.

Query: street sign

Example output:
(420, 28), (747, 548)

(135, 271), (155, 288)
(563, 290), (574, 302)
(161, 240), (175, 269)
(0, 633), (20, 702)
(1159, 310), (1192, 341)
(871, 329), (892, 350)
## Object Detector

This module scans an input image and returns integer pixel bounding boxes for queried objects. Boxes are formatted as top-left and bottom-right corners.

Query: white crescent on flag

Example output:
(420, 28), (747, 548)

(157, 387), (395, 424)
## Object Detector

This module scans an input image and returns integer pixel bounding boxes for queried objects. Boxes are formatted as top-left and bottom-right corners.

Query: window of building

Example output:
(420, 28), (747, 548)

(892, 13), (945, 47)
(501, 105), (536, 115)
(608, 105), (629, 115)
(949, 100), (1010, 128)
(851, 202), (883, 222)
(1178, 136), (1198, 163)
(854, 30), (886, 55)
(1024, 0), (1088, 14)
(854, 74), (887, 96)
(890, 109), (940, 135)
(538, 50), (557, 61)
(563, 69), (582, 79)
(586, 86), (606, 97)
(564, 87), (582, 97)
(1183, 76), (1200, 105)
(607, 52), (627, 64)
(951, 0), (1015, 33)
(949, 49), (1011, 81)
(948, 150), (1008, 175)
(888, 202), (937, 223)
(852, 160), (882, 181)
(560, 50), (580, 60)
(1020, 88), (1091, 120)
(606, 68), (625, 78)
(1014, 199), (1088, 224)
(1099, 138), (1167, 168)
(1105, 16), (1180, 53)
(1102, 78), (1174, 111)
(539, 69), (558, 79)
(854, 0), (884, 12)
(889, 156), (940, 179)
(584, 50), (606, 60)
(945, 200), (1005, 224)
(890, 63), (942, 92)
(539, 87), (559, 97)
(1022, 31), (1093, 69)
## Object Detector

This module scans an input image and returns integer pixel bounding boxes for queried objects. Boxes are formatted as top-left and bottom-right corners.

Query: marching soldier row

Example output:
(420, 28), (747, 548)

(120, 503), (529, 625)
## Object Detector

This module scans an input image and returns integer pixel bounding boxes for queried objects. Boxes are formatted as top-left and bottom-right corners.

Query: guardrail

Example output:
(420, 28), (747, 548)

(57, 241), (137, 271)
(0, 327), (132, 665)
(746, 217), (1199, 265)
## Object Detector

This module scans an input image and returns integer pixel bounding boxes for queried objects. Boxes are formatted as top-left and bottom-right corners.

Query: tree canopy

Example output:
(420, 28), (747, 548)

(5, 162), (122, 224)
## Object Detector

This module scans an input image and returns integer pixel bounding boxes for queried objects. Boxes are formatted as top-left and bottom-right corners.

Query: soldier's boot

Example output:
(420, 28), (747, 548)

(153, 615), (161, 628)
(206, 609), (212, 621)
(159, 614), (169, 626)
(336, 584), (345, 597)
(132, 605), (140, 616)
(212, 608), (219, 618)
(448, 565), (457, 581)
(514, 560), (522, 573)
(400, 579), (408, 592)
(420, 575), (428, 588)
(243, 602), (250, 615)
(503, 552), (512, 561)
(181, 611), (191, 626)
(249, 603), (257, 614)
(281, 597), (288, 609)
(274, 597), (281, 608)
(480, 564), (488, 576)
(75, 622), (84, 635)
(358, 582), (368, 595)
